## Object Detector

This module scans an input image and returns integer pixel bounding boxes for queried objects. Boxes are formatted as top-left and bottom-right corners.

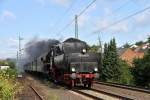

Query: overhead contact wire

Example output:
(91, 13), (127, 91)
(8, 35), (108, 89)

(93, 5), (150, 33)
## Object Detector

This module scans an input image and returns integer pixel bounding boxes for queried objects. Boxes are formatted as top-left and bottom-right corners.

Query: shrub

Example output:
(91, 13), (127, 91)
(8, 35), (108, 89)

(118, 60), (133, 85)
(0, 68), (19, 100)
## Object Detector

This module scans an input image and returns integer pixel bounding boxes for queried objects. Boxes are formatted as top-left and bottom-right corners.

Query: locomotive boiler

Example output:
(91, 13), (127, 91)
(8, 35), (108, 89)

(24, 38), (100, 88)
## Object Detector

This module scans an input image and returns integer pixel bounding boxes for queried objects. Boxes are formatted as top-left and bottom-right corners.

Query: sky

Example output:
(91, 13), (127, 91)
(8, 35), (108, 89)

(0, 0), (150, 59)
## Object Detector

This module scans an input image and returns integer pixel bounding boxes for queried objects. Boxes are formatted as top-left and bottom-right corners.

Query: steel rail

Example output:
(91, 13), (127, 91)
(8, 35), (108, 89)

(72, 88), (132, 100)
(94, 81), (150, 94)
(29, 85), (44, 100)
(71, 89), (103, 100)
(90, 88), (132, 100)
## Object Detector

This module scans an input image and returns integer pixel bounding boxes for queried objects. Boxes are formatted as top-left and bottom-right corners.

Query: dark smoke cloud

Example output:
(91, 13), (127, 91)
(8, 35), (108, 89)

(25, 37), (59, 61)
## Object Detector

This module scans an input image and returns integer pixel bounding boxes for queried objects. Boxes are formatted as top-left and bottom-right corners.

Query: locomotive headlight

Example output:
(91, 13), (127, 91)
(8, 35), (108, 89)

(71, 67), (75, 72)
(82, 49), (86, 54)
(94, 67), (98, 72)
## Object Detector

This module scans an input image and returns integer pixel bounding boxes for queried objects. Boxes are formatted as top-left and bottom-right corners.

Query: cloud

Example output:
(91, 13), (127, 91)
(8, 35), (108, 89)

(35, 0), (71, 7)
(35, 0), (46, 6)
(0, 50), (16, 59)
(104, 7), (112, 15)
(8, 38), (18, 49)
(0, 37), (18, 59)
(134, 10), (150, 27)
(95, 19), (129, 33)
(0, 10), (16, 22)
(0, 37), (18, 49)
(136, 32), (150, 42)
(83, 3), (97, 14)
(93, 7), (150, 34)
(78, 14), (90, 27)
(110, 22), (129, 33)
(52, 0), (71, 6)
(77, 3), (97, 28)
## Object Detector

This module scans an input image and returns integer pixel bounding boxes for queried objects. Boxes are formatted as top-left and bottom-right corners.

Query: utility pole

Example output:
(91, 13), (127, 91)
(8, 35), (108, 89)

(17, 51), (18, 63)
(19, 34), (23, 61)
(17, 34), (23, 74)
(16, 51), (18, 71)
(98, 35), (103, 69)
(75, 15), (78, 39)
(98, 36), (102, 53)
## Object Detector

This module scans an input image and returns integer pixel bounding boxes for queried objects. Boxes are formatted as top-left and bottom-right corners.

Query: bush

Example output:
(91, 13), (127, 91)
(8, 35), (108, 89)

(118, 60), (133, 85)
(132, 37), (150, 88)
(132, 57), (150, 88)
(0, 60), (16, 69)
(0, 68), (19, 100)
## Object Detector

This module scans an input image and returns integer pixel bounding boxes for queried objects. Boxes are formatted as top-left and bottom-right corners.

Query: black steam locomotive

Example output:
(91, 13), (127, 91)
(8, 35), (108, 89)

(24, 38), (99, 88)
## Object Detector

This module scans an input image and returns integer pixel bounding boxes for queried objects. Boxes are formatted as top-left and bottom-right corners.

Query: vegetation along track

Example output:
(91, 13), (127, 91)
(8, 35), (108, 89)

(93, 81), (150, 100)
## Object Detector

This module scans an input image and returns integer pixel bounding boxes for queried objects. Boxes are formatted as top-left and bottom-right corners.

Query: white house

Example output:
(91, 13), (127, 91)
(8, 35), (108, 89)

(0, 66), (10, 70)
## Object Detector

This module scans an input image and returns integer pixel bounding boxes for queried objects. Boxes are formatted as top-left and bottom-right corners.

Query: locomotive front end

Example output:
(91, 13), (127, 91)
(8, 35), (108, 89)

(70, 62), (99, 79)
(68, 50), (99, 88)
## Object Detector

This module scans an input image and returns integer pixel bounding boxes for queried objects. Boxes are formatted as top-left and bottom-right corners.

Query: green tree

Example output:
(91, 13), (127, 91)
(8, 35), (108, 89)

(132, 37), (150, 87)
(101, 43), (109, 81)
(123, 43), (130, 48)
(88, 45), (99, 53)
(101, 38), (121, 82)
(119, 60), (133, 84)
(101, 38), (133, 84)
(0, 60), (16, 69)
(7, 61), (16, 69)
(0, 60), (8, 66)
(109, 38), (121, 82)
(135, 41), (144, 46)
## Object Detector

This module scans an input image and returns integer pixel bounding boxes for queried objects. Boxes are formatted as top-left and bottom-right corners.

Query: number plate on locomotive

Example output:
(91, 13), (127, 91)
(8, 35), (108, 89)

(78, 54), (89, 57)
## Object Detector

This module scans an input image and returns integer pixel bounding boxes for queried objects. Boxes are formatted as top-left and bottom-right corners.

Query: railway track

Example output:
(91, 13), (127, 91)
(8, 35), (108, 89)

(16, 76), (45, 100)
(93, 81), (150, 100)
(71, 87), (131, 100)
(70, 81), (150, 100)
(29, 85), (44, 100)
(25, 75), (133, 100)
(94, 81), (150, 93)
(72, 88), (103, 100)
(20, 74), (149, 100)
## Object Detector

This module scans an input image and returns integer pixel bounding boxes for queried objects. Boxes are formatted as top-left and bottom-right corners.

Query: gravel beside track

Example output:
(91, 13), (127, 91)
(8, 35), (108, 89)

(93, 82), (150, 100)
(29, 85), (44, 100)
(72, 88), (121, 100)
(90, 88), (132, 100)
(16, 74), (94, 100)
(15, 77), (42, 100)
(95, 81), (150, 93)
(17, 74), (147, 100)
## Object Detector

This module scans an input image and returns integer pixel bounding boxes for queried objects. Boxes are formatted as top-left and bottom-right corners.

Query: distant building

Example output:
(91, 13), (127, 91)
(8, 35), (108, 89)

(141, 43), (149, 50)
(0, 66), (10, 70)
(118, 48), (144, 66)
(130, 44), (138, 49)
(118, 41), (150, 66)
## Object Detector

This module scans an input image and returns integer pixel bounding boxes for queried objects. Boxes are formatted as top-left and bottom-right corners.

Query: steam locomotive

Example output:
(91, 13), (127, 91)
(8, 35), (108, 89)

(24, 38), (99, 88)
